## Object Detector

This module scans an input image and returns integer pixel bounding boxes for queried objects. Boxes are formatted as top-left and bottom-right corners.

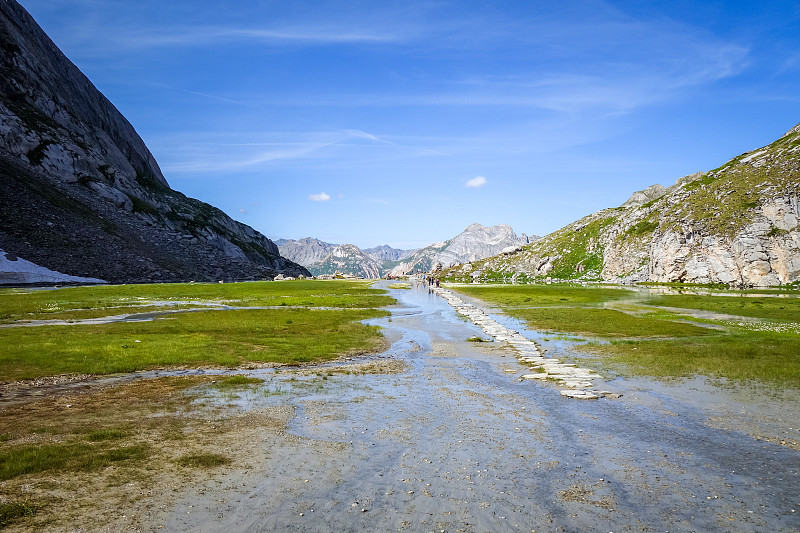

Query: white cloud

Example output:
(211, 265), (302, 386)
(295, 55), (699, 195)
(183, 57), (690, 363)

(308, 192), (331, 201)
(466, 176), (487, 188)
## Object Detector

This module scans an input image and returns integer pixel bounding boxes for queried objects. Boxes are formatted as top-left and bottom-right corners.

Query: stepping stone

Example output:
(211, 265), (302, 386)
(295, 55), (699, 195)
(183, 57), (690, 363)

(558, 380), (595, 389)
(560, 390), (601, 400)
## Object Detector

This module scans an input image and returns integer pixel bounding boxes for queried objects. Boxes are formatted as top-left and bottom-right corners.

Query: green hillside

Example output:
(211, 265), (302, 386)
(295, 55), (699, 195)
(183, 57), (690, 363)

(442, 123), (800, 287)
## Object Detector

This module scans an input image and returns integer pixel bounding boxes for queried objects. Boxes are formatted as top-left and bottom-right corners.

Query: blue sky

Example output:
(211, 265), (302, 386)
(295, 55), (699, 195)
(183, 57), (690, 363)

(19, 0), (800, 249)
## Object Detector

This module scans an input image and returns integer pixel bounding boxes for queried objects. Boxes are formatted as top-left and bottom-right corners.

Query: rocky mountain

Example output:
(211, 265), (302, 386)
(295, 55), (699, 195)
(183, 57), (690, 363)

(0, 0), (308, 284)
(307, 244), (383, 279)
(276, 238), (338, 267)
(388, 223), (533, 277)
(363, 245), (417, 263)
(278, 238), (415, 278)
(444, 124), (800, 287)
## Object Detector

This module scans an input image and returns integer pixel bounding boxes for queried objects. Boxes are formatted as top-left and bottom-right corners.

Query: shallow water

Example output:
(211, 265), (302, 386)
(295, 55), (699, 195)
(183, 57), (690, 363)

(162, 280), (800, 533)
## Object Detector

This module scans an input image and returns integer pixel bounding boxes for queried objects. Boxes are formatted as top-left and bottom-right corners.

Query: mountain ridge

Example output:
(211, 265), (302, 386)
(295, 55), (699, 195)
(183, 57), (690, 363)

(389, 223), (534, 277)
(278, 226), (530, 279)
(307, 244), (384, 279)
(277, 238), (416, 278)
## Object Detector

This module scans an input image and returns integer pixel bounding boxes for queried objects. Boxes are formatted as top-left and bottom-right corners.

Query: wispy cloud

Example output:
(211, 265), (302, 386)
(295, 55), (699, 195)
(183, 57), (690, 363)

(160, 141), (336, 173)
(341, 129), (399, 146)
(116, 25), (404, 49)
(156, 129), (415, 174)
(466, 176), (487, 188)
(308, 192), (331, 202)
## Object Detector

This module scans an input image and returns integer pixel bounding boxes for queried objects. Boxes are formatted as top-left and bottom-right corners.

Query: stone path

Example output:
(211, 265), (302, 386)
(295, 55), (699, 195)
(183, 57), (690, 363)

(432, 286), (620, 400)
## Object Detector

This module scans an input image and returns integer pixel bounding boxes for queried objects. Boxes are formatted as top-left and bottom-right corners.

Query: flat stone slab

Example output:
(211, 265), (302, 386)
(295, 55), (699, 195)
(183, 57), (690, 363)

(520, 358), (547, 365)
(560, 390), (601, 400)
(560, 380), (595, 389)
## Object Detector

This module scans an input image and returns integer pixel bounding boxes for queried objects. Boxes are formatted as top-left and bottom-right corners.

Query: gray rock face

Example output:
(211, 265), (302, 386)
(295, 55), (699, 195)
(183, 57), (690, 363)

(363, 245), (417, 263)
(622, 184), (666, 207)
(0, 1), (308, 283)
(645, 199), (800, 287)
(276, 238), (338, 266)
(389, 223), (532, 276)
(308, 244), (383, 279)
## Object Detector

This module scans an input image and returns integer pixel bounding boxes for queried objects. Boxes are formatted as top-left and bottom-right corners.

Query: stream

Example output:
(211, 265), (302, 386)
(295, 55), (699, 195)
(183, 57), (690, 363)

(158, 280), (800, 532)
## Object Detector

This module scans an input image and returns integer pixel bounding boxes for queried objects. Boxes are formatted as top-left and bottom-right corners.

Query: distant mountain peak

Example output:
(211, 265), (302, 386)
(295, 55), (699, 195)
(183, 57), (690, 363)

(388, 223), (534, 276)
(277, 239), (416, 278)
(276, 238), (338, 266)
(308, 243), (382, 279)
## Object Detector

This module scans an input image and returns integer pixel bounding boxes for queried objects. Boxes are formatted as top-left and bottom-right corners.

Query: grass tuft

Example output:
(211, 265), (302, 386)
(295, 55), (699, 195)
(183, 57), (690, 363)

(0, 443), (149, 481)
(211, 375), (263, 388)
(0, 501), (39, 528)
(176, 453), (231, 468)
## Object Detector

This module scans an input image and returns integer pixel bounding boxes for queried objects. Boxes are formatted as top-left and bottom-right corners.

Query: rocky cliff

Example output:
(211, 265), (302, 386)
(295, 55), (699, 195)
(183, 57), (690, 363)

(444, 124), (800, 287)
(388, 223), (532, 277)
(0, 0), (308, 284)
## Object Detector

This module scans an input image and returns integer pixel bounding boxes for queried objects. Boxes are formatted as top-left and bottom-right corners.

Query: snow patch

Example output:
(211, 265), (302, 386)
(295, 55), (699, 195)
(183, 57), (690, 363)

(0, 250), (106, 285)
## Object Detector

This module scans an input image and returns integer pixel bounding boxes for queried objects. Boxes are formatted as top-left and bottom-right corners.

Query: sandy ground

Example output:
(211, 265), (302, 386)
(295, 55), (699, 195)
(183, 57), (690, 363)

(3, 282), (799, 532)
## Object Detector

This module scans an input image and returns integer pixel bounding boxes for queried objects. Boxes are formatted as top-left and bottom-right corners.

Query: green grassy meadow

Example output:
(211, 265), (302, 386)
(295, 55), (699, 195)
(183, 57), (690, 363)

(642, 292), (800, 322)
(0, 280), (396, 528)
(451, 283), (800, 388)
(0, 279), (394, 323)
(0, 280), (392, 382)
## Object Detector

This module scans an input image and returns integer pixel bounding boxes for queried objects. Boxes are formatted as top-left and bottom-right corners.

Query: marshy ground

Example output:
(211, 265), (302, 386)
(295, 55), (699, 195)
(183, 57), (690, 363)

(0, 280), (798, 531)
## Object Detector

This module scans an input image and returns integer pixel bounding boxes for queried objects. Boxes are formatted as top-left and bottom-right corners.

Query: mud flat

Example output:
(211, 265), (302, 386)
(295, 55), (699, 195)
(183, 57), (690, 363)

(141, 281), (799, 533)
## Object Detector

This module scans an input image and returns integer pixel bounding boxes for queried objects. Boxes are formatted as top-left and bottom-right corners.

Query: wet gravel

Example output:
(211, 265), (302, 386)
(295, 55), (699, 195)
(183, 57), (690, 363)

(155, 281), (800, 532)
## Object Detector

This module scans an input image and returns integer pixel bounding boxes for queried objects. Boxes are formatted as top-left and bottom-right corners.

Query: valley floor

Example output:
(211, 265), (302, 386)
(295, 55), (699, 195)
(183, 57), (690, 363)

(1, 281), (799, 532)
